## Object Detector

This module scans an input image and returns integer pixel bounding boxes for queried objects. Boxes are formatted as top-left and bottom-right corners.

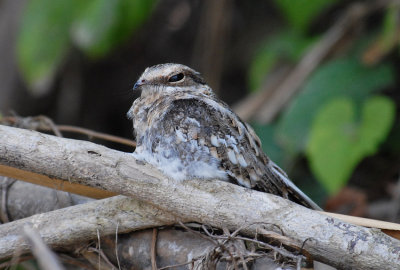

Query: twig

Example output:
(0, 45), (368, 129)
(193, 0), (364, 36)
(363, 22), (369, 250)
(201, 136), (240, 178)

(0, 115), (136, 147)
(0, 177), (15, 223)
(319, 211), (400, 231)
(257, 228), (301, 250)
(236, 244), (249, 270)
(190, 223), (300, 268)
(56, 125), (136, 147)
(296, 257), (301, 270)
(151, 228), (158, 270)
(157, 259), (196, 270)
(179, 222), (219, 245)
(201, 225), (302, 261)
(58, 253), (97, 270)
(86, 246), (117, 270)
(234, 236), (302, 261)
(23, 225), (65, 270)
(97, 229), (101, 270)
(115, 222), (121, 270)
(40, 117), (63, 137)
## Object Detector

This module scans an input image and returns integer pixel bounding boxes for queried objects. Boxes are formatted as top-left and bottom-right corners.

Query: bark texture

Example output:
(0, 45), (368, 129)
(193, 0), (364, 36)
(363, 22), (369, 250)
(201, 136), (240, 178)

(0, 125), (399, 269)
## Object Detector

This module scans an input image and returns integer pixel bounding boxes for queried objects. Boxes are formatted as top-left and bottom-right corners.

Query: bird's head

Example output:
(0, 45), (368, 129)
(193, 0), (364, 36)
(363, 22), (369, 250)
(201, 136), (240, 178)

(133, 63), (208, 97)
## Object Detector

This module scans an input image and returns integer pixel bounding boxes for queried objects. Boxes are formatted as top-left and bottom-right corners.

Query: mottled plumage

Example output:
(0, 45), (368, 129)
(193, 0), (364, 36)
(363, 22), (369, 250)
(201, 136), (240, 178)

(128, 63), (320, 210)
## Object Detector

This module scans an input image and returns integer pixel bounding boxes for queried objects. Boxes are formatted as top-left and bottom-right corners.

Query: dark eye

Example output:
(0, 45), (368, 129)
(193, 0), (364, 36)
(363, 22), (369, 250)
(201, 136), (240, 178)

(168, 73), (184, 82)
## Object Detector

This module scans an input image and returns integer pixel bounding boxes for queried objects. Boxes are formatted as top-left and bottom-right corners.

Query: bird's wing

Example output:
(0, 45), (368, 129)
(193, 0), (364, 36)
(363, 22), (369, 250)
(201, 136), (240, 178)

(158, 96), (320, 210)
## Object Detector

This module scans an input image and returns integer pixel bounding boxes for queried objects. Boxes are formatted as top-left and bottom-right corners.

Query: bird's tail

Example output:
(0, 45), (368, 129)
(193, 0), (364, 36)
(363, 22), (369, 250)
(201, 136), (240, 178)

(268, 162), (322, 210)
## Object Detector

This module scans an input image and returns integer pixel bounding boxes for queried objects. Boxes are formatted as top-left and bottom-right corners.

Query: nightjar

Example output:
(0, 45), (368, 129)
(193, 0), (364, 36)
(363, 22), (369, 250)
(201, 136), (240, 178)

(127, 63), (320, 210)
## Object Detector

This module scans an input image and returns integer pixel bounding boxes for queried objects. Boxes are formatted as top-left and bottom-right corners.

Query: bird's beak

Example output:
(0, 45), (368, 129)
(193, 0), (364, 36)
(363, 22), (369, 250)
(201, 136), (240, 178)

(133, 79), (146, 90)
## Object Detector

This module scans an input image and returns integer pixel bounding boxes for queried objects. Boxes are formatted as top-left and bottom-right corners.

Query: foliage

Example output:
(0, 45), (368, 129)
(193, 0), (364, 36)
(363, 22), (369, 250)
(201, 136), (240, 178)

(17, 0), (78, 95)
(277, 58), (394, 156)
(248, 0), (340, 92)
(274, 0), (337, 33)
(248, 30), (315, 92)
(249, 2), (397, 195)
(17, 0), (157, 95)
(306, 96), (395, 194)
(71, 0), (155, 58)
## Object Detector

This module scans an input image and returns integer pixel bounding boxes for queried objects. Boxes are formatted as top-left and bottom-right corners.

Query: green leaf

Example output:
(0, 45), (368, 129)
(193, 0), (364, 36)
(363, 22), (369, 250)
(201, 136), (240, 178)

(71, 0), (119, 57)
(306, 96), (395, 194)
(72, 0), (157, 58)
(274, 0), (337, 32)
(358, 96), (396, 154)
(276, 58), (394, 156)
(16, 0), (80, 94)
(248, 47), (278, 92)
(248, 30), (315, 92)
(16, 0), (157, 92)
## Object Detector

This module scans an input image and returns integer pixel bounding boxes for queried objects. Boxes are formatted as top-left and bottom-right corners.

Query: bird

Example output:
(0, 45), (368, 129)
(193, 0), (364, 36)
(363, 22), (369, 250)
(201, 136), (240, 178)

(127, 63), (320, 210)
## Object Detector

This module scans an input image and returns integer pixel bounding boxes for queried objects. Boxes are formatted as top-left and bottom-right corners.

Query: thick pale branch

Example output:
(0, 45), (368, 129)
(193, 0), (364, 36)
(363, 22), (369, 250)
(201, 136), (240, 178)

(1, 181), (286, 269)
(0, 125), (399, 269)
(0, 195), (177, 259)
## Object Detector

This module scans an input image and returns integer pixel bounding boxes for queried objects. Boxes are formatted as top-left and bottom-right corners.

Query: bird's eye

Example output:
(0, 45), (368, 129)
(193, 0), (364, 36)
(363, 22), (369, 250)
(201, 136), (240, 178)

(168, 73), (184, 82)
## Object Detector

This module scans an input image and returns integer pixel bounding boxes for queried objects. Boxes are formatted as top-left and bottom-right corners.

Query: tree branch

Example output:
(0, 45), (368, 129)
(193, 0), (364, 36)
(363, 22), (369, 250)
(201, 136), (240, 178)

(1, 180), (291, 269)
(0, 125), (399, 269)
(0, 195), (177, 259)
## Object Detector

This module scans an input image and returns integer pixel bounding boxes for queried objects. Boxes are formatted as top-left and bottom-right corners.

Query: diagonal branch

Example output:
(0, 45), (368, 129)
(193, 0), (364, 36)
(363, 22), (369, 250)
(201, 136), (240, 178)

(0, 125), (399, 269)
(234, 1), (394, 123)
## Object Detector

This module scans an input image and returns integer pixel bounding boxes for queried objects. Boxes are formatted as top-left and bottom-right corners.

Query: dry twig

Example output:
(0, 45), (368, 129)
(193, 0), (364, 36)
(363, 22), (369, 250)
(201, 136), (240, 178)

(23, 225), (65, 270)
(151, 228), (158, 270)
(0, 115), (136, 147)
(0, 177), (14, 223)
